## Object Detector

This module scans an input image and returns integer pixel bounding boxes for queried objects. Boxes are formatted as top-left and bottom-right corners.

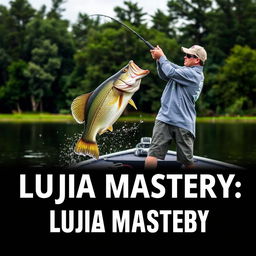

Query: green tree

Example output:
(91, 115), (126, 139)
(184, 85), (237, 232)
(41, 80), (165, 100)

(72, 14), (100, 49)
(4, 60), (28, 112)
(24, 40), (61, 111)
(8, 0), (35, 60)
(0, 1), (34, 89)
(233, 0), (256, 48)
(24, 8), (75, 112)
(0, 48), (11, 86)
(167, 0), (212, 45)
(206, 0), (256, 66)
(47, 0), (66, 19)
(211, 45), (256, 115)
(151, 9), (176, 38)
(0, 49), (11, 111)
(1, 0), (256, 115)
(0, 5), (11, 51)
(114, 1), (147, 26)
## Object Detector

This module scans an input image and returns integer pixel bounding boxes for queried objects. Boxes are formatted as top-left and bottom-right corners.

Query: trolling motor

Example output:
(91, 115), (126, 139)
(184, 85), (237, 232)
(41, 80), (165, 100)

(134, 137), (152, 156)
(90, 14), (155, 50)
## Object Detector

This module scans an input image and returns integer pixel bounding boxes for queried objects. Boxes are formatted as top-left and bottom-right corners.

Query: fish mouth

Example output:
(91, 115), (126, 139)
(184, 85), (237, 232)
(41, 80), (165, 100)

(118, 78), (132, 87)
(113, 61), (149, 92)
(129, 60), (150, 77)
(114, 78), (140, 93)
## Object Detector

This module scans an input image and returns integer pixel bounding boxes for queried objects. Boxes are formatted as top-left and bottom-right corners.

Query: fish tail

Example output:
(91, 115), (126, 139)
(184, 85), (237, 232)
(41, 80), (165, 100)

(74, 138), (99, 159)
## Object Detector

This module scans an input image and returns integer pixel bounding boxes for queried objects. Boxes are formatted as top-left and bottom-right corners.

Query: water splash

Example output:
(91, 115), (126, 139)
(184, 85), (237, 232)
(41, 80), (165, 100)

(99, 121), (141, 154)
(59, 132), (87, 167)
(58, 121), (142, 167)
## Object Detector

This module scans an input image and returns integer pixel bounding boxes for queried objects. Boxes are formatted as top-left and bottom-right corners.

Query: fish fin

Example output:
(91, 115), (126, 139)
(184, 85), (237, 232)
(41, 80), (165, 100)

(108, 89), (123, 109)
(74, 138), (99, 159)
(71, 93), (92, 124)
(99, 125), (113, 135)
(128, 99), (137, 110)
(118, 93), (123, 109)
(108, 125), (113, 132)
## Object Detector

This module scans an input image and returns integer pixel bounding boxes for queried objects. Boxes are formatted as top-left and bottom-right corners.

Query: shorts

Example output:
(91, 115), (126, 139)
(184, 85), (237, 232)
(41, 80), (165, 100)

(148, 120), (194, 165)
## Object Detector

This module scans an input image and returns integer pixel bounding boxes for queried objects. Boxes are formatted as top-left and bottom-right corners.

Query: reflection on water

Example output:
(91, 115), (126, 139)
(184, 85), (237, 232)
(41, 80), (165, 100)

(0, 121), (255, 168)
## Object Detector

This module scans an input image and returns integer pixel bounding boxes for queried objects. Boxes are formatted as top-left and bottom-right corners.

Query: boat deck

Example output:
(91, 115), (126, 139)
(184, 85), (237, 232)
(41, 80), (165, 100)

(74, 148), (242, 170)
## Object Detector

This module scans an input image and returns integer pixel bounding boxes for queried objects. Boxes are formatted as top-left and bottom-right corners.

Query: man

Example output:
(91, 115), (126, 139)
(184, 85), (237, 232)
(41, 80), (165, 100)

(145, 45), (207, 169)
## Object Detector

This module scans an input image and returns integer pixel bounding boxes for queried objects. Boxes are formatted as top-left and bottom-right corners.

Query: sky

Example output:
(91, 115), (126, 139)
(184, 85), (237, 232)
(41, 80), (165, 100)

(1, 0), (169, 24)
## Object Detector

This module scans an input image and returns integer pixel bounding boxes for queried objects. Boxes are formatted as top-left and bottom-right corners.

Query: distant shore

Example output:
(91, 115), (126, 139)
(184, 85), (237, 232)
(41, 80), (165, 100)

(1, 113), (256, 123)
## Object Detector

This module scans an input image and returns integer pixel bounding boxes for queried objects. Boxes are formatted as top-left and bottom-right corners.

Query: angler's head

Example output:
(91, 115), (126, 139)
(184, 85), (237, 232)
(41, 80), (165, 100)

(114, 60), (150, 93)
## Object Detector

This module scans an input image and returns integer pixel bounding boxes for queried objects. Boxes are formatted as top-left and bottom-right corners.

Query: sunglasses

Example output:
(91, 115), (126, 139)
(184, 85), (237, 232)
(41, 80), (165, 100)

(185, 54), (198, 59)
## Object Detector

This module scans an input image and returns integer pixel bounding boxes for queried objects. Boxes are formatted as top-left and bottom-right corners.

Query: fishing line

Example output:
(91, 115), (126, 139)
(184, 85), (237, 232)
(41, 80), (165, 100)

(90, 14), (155, 50)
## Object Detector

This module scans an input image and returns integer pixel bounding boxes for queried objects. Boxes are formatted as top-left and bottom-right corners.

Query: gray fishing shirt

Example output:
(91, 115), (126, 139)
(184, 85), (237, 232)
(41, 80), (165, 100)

(156, 55), (204, 137)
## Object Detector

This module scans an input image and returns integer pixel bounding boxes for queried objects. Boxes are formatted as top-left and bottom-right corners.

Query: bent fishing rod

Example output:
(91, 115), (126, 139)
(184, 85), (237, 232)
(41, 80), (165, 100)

(90, 14), (155, 50)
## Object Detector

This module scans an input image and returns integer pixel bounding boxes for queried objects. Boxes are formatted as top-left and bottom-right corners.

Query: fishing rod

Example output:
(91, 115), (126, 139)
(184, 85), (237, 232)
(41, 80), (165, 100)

(90, 14), (155, 50)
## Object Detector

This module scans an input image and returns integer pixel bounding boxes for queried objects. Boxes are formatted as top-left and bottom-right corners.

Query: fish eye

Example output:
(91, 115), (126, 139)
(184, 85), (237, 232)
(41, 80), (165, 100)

(122, 68), (128, 72)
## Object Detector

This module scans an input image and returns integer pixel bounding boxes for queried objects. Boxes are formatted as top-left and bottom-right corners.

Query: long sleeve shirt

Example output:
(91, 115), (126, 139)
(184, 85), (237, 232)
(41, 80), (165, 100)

(156, 55), (204, 137)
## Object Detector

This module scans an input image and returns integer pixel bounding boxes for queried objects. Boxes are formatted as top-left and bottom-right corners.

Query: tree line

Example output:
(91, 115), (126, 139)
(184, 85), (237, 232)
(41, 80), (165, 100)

(0, 0), (256, 116)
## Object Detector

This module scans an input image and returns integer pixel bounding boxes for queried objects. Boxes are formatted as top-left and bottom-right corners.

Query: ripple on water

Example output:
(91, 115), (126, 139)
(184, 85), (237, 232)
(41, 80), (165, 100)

(23, 150), (47, 159)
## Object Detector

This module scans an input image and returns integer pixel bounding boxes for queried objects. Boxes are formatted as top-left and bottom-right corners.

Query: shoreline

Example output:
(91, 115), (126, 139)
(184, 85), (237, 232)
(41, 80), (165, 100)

(1, 113), (256, 123)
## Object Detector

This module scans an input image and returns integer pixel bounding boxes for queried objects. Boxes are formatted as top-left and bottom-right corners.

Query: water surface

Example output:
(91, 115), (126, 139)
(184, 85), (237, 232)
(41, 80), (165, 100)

(0, 121), (255, 168)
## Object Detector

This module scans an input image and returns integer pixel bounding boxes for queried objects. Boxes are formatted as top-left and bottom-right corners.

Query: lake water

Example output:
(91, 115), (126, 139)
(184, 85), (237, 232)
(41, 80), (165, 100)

(0, 121), (255, 168)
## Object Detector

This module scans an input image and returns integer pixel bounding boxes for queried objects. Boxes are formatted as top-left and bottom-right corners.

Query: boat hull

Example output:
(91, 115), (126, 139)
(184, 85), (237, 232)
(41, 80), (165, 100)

(73, 148), (243, 170)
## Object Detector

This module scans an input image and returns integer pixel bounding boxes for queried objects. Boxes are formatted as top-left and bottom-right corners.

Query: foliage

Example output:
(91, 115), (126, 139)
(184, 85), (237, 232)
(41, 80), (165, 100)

(4, 60), (28, 112)
(0, 0), (256, 116)
(211, 45), (256, 115)
(151, 9), (176, 38)
(167, 0), (212, 45)
(114, 1), (147, 26)
(24, 40), (61, 111)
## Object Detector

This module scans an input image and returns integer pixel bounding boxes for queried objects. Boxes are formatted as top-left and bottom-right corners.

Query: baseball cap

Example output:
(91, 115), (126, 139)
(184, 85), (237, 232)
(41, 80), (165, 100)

(181, 45), (207, 62)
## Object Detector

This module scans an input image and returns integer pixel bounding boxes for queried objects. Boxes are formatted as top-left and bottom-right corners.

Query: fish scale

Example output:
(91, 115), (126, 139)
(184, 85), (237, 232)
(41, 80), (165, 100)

(71, 60), (149, 159)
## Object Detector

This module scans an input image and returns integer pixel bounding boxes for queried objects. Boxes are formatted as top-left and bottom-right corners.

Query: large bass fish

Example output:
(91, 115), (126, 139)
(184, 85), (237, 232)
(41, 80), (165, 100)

(71, 60), (150, 159)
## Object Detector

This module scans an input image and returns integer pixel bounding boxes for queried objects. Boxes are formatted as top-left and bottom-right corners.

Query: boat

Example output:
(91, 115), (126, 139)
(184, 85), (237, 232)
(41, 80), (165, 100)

(74, 137), (243, 170)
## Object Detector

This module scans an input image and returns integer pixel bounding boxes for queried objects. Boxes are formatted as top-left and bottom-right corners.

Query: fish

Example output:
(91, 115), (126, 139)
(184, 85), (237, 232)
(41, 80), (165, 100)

(71, 60), (150, 159)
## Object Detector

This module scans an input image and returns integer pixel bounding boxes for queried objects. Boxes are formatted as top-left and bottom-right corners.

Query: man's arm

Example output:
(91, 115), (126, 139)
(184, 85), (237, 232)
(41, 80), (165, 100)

(156, 61), (169, 81)
(151, 46), (196, 86)
(151, 46), (181, 81)
(151, 45), (181, 68)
